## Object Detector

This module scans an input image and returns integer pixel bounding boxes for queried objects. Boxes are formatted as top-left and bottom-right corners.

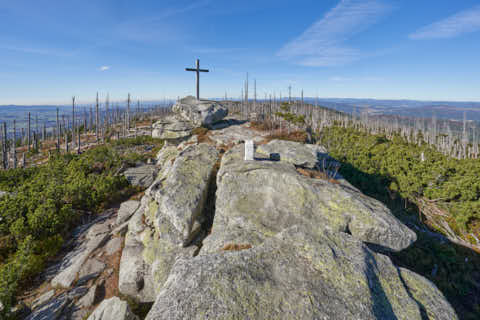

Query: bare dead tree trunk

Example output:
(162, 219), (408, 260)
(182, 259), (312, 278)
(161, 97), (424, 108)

(2, 122), (7, 169)
(27, 112), (31, 152)
(95, 93), (99, 142)
(72, 96), (76, 149)
(13, 120), (17, 168)
(56, 108), (60, 152)
(127, 93), (131, 129)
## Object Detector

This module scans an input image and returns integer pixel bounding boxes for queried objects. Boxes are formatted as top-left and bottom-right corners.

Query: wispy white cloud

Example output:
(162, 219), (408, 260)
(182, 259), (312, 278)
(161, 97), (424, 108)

(410, 5), (480, 40)
(277, 0), (391, 67)
(99, 66), (110, 71)
(0, 44), (72, 57)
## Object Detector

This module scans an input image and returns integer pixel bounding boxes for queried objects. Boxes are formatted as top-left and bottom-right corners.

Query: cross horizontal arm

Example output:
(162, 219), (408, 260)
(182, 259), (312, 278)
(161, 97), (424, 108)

(185, 68), (209, 72)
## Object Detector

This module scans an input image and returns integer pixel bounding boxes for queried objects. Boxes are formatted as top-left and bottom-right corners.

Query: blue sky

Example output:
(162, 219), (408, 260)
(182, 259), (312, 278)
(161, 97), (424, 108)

(1, 0), (480, 105)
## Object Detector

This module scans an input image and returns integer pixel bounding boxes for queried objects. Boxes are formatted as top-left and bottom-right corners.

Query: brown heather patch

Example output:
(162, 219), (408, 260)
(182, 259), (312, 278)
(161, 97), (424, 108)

(221, 243), (252, 251)
(263, 130), (308, 144)
(191, 127), (210, 143)
(102, 240), (123, 300)
(296, 167), (340, 184)
(129, 191), (145, 201)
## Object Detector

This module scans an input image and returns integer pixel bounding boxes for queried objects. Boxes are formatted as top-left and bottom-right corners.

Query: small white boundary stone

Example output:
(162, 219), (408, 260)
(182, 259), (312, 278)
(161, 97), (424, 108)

(244, 140), (254, 161)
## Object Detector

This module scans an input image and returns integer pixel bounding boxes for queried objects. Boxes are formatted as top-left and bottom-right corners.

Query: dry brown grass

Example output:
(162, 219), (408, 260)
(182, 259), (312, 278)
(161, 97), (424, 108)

(102, 243), (122, 300)
(221, 243), (252, 251)
(263, 130), (308, 144)
(296, 167), (340, 184)
(191, 127), (214, 144)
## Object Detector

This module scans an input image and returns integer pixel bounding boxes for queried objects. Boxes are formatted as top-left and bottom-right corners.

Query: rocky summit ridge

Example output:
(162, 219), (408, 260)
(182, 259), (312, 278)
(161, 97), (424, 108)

(18, 97), (457, 320)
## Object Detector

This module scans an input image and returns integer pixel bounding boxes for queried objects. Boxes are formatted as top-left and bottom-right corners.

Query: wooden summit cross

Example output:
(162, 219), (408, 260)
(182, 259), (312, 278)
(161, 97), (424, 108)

(185, 59), (209, 100)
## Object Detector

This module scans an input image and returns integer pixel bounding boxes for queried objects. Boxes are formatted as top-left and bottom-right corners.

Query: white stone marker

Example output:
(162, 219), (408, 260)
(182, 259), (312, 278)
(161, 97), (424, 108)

(245, 140), (254, 161)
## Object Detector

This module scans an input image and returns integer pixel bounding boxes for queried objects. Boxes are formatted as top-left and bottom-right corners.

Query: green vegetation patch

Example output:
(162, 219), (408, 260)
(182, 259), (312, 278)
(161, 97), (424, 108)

(0, 139), (158, 317)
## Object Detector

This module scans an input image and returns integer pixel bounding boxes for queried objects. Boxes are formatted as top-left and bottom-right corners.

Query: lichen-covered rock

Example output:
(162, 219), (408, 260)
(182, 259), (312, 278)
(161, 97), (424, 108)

(146, 225), (457, 320)
(119, 144), (218, 302)
(151, 115), (194, 142)
(202, 144), (416, 253)
(119, 200), (156, 302)
(116, 200), (140, 226)
(155, 145), (180, 170)
(123, 165), (157, 188)
(149, 143), (219, 246)
(208, 119), (268, 146)
(87, 297), (138, 320)
(256, 139), (331, 169)
(172, 96), (228, 127)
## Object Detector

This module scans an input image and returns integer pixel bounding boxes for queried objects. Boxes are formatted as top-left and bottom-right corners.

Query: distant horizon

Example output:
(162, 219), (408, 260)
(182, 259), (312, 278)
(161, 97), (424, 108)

(1, 96), (480, 108)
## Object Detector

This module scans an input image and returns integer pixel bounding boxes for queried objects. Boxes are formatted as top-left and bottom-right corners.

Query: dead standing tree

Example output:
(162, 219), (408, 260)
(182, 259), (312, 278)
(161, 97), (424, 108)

(27, 112), (31, 152)
(72, 96), (76, 149)
(95, 92), (99, 143)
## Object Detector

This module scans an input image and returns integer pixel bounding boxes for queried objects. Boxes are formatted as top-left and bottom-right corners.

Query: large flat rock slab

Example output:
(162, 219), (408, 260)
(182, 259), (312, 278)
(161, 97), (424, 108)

(202, 144), (416, 253)
(146, 224), (456, 320)
(208, 120), (268, 146)
(257, 139), (330, 169)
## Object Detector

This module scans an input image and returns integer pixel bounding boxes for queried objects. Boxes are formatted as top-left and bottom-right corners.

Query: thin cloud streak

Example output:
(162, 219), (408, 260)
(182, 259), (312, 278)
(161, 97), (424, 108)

(99, 66), (110, 71)
(277, 0), (391, 67)
(410, 5), (480, 39)
(0, 44), (73, 57)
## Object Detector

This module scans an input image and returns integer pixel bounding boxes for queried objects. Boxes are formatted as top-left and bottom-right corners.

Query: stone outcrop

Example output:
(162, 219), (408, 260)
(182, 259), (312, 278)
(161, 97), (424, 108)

(202, 143), (416, 253)
(151, 96), (227, 142)
(20, 119), (458, 320)
(119, 143), (219, 302)
(149, 143), (219, 245)
(151, 115), (195, 142)
(172, 96), (228, 127)
(87, 297), (138, 320)
(146, 224), (456, 320)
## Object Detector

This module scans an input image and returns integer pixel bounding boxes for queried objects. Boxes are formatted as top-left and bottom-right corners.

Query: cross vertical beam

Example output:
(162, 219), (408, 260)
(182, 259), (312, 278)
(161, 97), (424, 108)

(185, 59), (209, 100)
